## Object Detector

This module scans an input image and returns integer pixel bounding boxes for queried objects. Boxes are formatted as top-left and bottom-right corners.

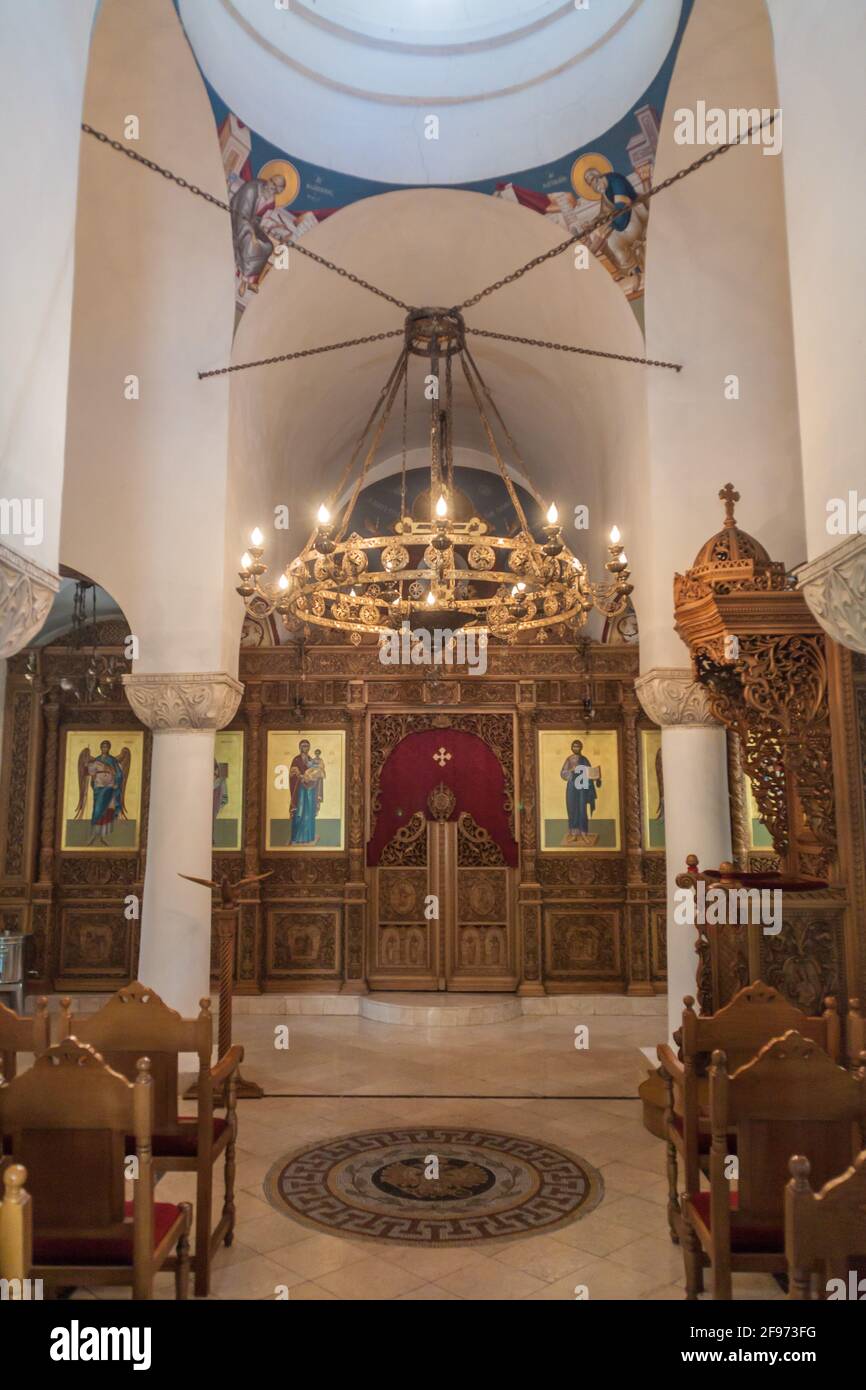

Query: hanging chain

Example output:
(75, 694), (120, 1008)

(457, 111), (778, 310)
(81, 123), (410, 312)
(81, 123), (231, 210)
(83, 110), (775, 372)
(467, 326), (682, 372)
(400, 362), (409, 518)
(197, 329), (404, 379)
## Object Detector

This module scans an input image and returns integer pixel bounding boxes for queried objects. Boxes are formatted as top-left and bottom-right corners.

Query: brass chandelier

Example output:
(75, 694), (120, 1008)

(238, 308), (632, 645)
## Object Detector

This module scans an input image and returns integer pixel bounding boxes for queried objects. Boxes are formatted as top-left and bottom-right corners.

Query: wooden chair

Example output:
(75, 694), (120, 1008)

(785, 1150), (866, 1299)
(681, 1031), (866, 1300)
(0, 1164), (32, 1296)
(657, 982), (842, 1244)
(61, 981), (242, 1297)
(0, 1038), (191, 1299)
(0, 996), (49, 1083)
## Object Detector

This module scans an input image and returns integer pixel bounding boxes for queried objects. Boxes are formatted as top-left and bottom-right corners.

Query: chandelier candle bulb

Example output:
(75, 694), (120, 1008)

(240, 553), (252, 572)
(250, 527), (264, 547)
(546, 503), (559, 525)
(436, 495), (448, 518)
(317, 504), (331, 525)
(609, 525), (621, 545)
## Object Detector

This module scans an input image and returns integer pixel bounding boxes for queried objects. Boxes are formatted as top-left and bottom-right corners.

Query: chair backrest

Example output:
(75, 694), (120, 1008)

(710, 1032), (866, 1238)
(0, 998), (50, 1083)
(786, 1150), (866, 1295)
(676, 982), (840, 1196)
(60, 982), (212, 1134)
(0, 1038), (154, 1250)
(682, 981), (840, 1074)
(0, 1164), (32, 1287)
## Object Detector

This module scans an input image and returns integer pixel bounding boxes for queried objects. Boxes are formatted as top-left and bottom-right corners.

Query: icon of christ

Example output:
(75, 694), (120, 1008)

(560, 739), (602, 844)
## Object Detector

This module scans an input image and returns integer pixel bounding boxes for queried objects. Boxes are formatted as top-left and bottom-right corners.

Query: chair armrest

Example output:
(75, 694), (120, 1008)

(210, 1044), (244, 1084)
(657, 1043), (685, 1088)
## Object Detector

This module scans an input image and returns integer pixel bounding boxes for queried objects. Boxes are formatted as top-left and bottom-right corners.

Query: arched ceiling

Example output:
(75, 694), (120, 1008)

(178, 0), (684, 185)
(226, 188), (651, 599)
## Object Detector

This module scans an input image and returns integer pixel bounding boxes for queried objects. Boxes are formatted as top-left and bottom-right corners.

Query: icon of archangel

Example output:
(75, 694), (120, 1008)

(74, 739), (131, 846)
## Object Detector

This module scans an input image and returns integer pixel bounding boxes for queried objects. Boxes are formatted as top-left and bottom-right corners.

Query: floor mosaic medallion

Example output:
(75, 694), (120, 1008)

(264, 1127), (604, 1245)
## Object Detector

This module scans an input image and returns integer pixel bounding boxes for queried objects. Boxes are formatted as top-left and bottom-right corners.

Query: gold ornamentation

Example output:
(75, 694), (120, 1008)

(427, 782), (456, 821)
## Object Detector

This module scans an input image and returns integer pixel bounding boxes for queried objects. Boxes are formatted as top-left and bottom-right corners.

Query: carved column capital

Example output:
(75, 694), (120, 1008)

(122, 671), (243, 731)
(796, 534), (866, 655)
(0, 542), (60, 658)
(634, 667), (719, 728)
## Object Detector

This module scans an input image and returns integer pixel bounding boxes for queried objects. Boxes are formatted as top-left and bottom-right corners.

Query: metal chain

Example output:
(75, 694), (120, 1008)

(197, 329), (404, 379)
(83, 110), (775, 373)
(81, 123), (410, 312)
(467, 327), (682, 372)
(81, 124), (231, 210)
(457, 111), (778, 310)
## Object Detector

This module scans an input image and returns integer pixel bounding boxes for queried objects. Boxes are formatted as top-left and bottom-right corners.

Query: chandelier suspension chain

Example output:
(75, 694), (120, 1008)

(197, 329), (404, 379)
(300, 347), (407, 554)
(400, 363), (409, 519)
(82, 111), (775, 376)
(458, 351), (539, 565)
(333, 350), (409, 545)
(462, 346), (547, 509)
(467, 327), (682, 372)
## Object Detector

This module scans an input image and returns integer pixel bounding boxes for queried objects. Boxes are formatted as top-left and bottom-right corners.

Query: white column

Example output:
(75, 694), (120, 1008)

(766, 1), (866, 649)
(123, 672), (242, 1016)
(635, 669), (732, 1040)
(0, 0), (95, 655)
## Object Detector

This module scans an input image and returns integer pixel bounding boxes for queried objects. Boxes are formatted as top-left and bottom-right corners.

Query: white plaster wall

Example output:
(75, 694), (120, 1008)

(642, 0), (805, 670)
(766, 0), (866, 561)
(61, 0), (239, 674)
(0, 0), (97, 575)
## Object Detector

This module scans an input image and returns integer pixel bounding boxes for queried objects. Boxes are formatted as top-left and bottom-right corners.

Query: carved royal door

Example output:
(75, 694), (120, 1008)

(369, 790), (518, 992)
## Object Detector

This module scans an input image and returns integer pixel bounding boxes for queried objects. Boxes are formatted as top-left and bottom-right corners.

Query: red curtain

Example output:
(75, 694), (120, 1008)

(367, 729), (518, 866)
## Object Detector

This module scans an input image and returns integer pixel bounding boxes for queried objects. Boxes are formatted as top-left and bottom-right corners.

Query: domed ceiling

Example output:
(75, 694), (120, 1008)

(174, 0), (693, 325)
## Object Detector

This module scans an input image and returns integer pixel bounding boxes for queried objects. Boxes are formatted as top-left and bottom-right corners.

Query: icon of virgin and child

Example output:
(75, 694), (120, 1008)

(288, 740), (326, 845)
(559, 739), (602, 845)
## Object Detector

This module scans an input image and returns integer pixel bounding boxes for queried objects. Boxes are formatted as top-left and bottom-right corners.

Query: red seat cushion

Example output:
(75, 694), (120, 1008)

(687, 1191), (783, 1252)
(124, 1116), (228, 1157)
(33, 1202), (182, 1265)
(671, 1115), (737, 1155)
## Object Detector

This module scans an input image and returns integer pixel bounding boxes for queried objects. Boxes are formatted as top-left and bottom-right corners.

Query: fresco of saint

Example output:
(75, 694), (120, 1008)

(584, 165), (649, 280)
(229, 173), (286, 294)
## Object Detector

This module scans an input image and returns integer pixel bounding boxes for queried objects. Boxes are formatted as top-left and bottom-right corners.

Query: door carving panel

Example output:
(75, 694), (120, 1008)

(367, 731), (518, 991)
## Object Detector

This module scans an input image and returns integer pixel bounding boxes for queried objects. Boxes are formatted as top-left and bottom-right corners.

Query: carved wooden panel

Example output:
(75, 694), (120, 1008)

(650, 906), (667, 981)
(377, 924), (430, 971)
(378, 868), (427, 921)
(544, 908), (621, 981)
(2, 690), (35, 880)
(760, 910), (843, 1015)
(266, 908), (340, 978)
(58, 907), (132, 979)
